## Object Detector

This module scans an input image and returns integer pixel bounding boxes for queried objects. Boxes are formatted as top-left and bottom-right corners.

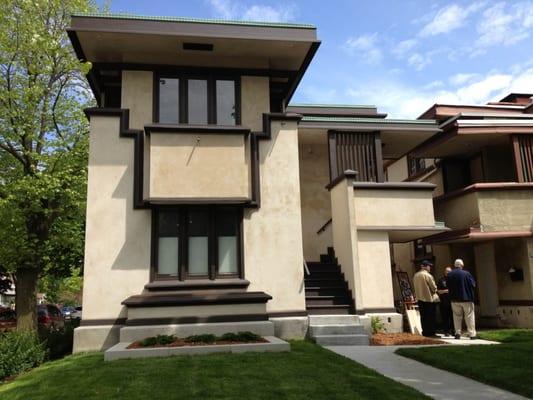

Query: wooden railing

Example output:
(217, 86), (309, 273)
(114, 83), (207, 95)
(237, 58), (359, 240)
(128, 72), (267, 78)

(512, 135), (533, 182)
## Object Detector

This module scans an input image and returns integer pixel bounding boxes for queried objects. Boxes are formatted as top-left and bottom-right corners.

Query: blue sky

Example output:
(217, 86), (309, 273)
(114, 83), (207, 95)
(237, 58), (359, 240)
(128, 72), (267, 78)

(98, 0), (533, 118)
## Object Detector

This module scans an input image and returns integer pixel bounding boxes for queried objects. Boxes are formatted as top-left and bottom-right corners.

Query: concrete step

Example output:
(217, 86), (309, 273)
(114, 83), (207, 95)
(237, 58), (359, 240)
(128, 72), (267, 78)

(305, 287), (348, 297)
(307, 305), (352, 315)
(309, 315), (361, 325)
(313, 334), (369, 346)
(305, 295), (351, 306)
(309, 324), (365, 336)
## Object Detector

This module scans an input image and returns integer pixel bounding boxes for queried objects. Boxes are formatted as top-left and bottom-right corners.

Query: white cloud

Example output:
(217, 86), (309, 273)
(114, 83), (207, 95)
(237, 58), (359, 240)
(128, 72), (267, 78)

(407, 53), (431, 71)
(344, 67), (533, 119)
(207, 0), (296, 22)
(419, 2), (484, 37)
(392, 39), (418, 57)
(344, 33), (383, 65)
(449, 73), (480, 86)
(476, 2), (531, 48)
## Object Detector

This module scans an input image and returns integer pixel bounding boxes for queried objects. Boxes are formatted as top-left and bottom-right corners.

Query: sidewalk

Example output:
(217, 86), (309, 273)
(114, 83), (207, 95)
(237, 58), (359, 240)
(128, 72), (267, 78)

(325, 343), (529, 400)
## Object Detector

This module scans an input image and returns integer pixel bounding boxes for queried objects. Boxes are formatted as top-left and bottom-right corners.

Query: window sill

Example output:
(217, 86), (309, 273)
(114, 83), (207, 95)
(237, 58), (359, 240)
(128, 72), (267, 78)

(144, 278), (250, 292)
(145, 123), (250, 135)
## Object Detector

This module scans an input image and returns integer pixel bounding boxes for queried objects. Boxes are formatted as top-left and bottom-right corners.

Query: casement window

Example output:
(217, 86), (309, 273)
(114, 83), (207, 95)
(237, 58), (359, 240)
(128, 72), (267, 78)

(156, 75), (239, 125)
(153, 206), (242, 280)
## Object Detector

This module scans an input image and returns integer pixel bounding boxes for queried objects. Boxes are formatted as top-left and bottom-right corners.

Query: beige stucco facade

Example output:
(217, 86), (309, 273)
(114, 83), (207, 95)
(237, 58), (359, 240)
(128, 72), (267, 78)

(149, 132), (250, 199)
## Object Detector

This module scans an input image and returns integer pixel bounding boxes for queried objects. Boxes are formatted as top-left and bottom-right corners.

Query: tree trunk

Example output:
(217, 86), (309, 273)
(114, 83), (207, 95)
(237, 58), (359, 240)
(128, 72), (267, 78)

(15, 268), (39, 332)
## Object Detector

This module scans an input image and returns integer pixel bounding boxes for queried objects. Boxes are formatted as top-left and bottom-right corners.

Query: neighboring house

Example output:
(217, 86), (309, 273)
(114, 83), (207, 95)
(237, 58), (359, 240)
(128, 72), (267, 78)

(388, 93), (533, 328)
(67, 13), (531, 353)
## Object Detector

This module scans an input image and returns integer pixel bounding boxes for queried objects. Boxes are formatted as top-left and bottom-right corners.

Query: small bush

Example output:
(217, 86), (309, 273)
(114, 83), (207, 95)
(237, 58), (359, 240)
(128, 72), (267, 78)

(39, 319), (79, 360)
(140, 337), (157, 347)
(155, 335), (175, 345)
(185, 334), (216, 343)
(0, 330), (46, 380)
(220, 332), (240, 341)
(371, 316), (386, 334)
(236, 331), (262, 341)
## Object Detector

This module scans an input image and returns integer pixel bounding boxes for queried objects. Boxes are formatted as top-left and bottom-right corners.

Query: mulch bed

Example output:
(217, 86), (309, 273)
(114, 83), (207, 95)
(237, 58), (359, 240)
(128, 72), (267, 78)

(127, 337), (268, 349)
(371, 332), (446, 346)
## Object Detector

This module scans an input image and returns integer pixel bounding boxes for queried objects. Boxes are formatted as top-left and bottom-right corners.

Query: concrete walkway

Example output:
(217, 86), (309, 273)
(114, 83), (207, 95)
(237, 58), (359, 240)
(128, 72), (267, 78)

(325, 343), (529, 400)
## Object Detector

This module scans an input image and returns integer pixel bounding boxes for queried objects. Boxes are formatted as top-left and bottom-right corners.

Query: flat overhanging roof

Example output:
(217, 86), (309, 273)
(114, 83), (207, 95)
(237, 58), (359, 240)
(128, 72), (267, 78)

(68, 13), (318, 71)
(298, 116), (441, 159)
(421, 227), (533, 245)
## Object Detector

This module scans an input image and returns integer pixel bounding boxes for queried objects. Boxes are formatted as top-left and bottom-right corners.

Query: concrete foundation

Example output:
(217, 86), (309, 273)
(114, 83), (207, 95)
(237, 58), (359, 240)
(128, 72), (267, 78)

(362, 312), (403, 334)
(73, 325), (122, 353)
(269, 317), (308, 339)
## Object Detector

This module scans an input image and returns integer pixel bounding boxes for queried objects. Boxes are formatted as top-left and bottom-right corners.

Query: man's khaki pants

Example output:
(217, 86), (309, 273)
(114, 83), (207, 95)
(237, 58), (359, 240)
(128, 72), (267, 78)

(451, 301), (476, 337)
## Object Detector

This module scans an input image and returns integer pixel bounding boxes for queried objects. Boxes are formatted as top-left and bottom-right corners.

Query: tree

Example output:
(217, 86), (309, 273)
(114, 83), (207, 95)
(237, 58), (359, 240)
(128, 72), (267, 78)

(0, 0), (96, 331)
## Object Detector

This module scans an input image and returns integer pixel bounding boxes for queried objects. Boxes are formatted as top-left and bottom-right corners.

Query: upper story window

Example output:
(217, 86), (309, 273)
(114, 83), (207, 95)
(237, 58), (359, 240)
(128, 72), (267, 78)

(156, 74), (239, 125)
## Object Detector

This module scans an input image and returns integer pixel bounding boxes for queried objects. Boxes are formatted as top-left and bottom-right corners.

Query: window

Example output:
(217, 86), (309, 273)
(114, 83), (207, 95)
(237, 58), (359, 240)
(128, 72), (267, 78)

(407, 156), (426, 177)
(156, 75), (239, 125)
(154, 206), (242, 280)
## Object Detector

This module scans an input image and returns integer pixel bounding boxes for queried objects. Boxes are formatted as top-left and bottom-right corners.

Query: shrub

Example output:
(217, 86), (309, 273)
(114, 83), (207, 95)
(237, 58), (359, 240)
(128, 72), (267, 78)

(236, 331), (262, 341)
(0, 330), (46, 380)
(185, 334), (216, 343)
(371, 316), (386, 334)
(140, 337), (157, 347)
(220, 332), (240, 341)
(39, 319), (79, 360)
(155, 335), (175, 345)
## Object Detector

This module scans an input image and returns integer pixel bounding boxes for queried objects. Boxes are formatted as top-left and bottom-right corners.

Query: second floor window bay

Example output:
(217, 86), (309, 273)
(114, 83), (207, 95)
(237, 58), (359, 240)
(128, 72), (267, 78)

(157, 75), (238, 125)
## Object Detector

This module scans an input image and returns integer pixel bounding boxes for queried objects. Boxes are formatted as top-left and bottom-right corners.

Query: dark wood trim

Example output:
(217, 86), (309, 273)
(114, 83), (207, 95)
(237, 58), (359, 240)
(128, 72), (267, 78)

(421, 227), (533, 245)
(125, 314), (268, 326)
(499, 300), (533, 306)
(144, 123), (250, 135)
(433, 182), (533, 203)
(352, 182), (436, 191)
(84, 108), (147, 209)
(80, 318), (127, 327)
(287, 105), (382, 118)
(325, 169), (358, 190)
(374, 131), (384, 182)
(316, 218), (332, 235)
(404, 162), (438, 182)
(148, 198), (251, 206)
(122, 291), (272, 307)
(268, 310), (308, 318)
(67, 30), (101, 106)
(355, 307), (397, 315)
(511, 135), (524, 182)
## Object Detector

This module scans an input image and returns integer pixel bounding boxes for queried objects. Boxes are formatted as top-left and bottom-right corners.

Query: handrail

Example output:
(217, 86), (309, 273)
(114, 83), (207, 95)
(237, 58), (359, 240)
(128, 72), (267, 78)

(303, 260), (310, 276)
(316, 218), (332, 235)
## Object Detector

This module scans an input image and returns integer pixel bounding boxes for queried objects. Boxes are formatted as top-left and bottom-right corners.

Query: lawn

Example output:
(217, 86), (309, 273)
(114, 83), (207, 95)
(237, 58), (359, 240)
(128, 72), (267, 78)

(396, 329), (533, 398)
(0, 340), (429, 400)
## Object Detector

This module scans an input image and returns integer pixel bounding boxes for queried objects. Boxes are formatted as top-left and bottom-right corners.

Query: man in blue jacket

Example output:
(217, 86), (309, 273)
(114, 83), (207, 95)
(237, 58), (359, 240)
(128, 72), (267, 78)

(446, 259), (478, 339)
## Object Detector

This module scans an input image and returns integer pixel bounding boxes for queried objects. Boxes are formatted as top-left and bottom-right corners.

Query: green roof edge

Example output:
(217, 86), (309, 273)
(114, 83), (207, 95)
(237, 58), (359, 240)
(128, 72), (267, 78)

(289, 103), (377, 109)
(301, 116), (437, 124)
(71, 12), (316, 29)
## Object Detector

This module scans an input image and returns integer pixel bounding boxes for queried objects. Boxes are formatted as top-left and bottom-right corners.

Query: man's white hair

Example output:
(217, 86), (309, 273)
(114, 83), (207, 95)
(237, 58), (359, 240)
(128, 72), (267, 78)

(454, 259), (464, 268)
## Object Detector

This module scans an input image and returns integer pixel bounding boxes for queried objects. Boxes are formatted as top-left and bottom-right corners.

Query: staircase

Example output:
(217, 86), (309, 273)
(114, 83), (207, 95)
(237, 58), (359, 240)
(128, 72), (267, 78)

(305, 248), (369, 345)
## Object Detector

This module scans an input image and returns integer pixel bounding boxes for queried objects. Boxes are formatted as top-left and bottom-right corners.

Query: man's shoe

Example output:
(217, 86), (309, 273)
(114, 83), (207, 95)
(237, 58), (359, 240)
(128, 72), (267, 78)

(470, 336), (479, 340)
(454, 334), (461, 339)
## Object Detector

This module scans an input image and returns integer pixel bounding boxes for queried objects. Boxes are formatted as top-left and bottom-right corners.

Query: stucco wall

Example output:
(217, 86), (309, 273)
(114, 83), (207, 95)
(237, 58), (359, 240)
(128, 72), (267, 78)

(149, 132), (250, 199)
(353, 188), (436, 227)
(495, 238), (533, 301)
(434, 192), (479, 230)
(298, 138), (332, 261)
(245, 120), (306, 313)
(82, 115), (151, 320)
(386, 156), (408, 182)
(478, 190), (533, 231)
(241, 76), (269, 131)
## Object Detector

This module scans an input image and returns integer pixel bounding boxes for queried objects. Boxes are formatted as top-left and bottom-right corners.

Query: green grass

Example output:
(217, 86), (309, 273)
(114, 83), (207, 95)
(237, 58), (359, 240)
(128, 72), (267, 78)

(0, 341), (429, 400)
(396, 329), (533, 398)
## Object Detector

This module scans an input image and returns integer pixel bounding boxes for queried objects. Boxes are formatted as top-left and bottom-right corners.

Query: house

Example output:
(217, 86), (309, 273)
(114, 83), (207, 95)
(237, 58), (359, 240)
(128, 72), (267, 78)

(388, 93), (533, 328)
(67, 13), (531, 353)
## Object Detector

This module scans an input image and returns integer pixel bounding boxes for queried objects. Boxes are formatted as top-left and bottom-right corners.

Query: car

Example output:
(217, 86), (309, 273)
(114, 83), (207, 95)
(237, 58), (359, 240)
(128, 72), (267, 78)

(38, 304), (65, 331)
(61, 306), (76, 319)
(0, 307), (16, 331)
(70, 306), (82, 320)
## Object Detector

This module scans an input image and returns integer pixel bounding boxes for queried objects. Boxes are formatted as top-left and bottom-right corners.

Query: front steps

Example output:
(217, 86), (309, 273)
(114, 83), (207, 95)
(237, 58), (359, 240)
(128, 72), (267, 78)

(308, 315), (369, 345)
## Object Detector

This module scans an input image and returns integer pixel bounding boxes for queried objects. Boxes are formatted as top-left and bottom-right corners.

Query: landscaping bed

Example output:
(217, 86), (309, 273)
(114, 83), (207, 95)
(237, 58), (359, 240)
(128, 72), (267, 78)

(372, 332), (445, 346)
(127, 332), (266, 349)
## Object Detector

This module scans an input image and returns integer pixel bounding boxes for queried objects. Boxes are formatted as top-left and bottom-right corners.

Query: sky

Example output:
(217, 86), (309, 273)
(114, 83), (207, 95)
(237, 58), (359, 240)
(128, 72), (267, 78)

(97, 0), (533, 118)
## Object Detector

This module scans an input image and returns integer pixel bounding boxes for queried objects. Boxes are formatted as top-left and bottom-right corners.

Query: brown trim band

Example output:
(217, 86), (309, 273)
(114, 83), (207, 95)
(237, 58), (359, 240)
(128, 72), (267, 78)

(355, 307), (397, 315)
(434, 182), (533, 203)
(499, 300), (533, 306)
(122, 291), (272, 307)
(353, 182), (436, 191)
(125, 314), (269, 326)
(145, 279), (250, 291)
(421, 227), (533, 245)
(284, 41), (321, 104)
(80, 318), (127, 327)
(148, 198), (251, 206)
(268, 310), (308, 318)
(144, 124), (250, 135)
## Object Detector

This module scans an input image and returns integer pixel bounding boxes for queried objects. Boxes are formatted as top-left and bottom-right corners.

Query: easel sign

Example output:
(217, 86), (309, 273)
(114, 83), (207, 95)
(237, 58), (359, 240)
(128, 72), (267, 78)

(395, 271), (416, 309)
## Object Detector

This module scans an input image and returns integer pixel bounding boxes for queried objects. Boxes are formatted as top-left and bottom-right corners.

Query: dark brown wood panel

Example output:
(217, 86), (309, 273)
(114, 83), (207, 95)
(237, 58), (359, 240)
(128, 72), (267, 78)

(514, 134), (533, 182)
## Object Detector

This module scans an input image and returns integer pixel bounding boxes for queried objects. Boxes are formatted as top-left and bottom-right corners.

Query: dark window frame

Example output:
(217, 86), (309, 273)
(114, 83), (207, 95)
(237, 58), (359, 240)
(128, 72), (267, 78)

(151, 205), (244, 282)
(154, 72), (241, 125)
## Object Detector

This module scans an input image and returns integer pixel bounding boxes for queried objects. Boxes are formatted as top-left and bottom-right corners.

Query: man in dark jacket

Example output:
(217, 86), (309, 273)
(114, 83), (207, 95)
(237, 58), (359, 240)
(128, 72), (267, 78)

(446, 259), (477, 339)
(437, 267), (453, 336)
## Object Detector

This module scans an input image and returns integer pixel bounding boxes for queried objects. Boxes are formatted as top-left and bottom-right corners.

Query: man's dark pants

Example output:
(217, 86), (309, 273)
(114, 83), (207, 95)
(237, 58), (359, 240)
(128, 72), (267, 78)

(439, 300), (453, 334)
(418, 300), (437, 337)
